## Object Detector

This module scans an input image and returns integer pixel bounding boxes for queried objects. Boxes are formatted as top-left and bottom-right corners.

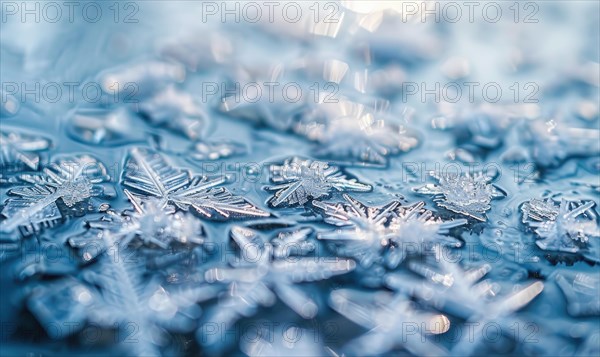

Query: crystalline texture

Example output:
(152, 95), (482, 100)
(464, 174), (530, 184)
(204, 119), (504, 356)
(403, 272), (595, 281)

(69, 194), (206, 262)
(122, 148), (268, 220)
(315, 195), (465, 268)
(522, 199), (599, 254)
(266, 157), (372, 207)
(1, 155), (112, 236)
(414, 171), (506, 221)
(0, 129), (51, 174)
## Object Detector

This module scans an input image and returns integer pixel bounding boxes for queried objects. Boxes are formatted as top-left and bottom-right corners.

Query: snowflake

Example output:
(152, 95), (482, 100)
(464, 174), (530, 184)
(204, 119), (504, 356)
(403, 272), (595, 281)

(230, 224), (316, 260)
(295, 99), (419, 165)
(386, 251), (497, 317)
(521, 199), (599, 254)
(122, 148), (268, 220)
(68, 195), (206, 262)
(27, 232), (220, 356)
(265, 157), (372, 207)
(313, 193), (400, 230)
(521, 119), (600, 168)
(388, 247), (544, 356)
(314, 195), (465, 268)
(199, 227), (355, 348)
(98, 60), (185, 100)
(450, 280), (545, 356)
(66, 107), (142, 146)
(0, 129), (51, 177)
(413, 171), (506, 221)
(137, 85), (207, 140)
(555, 272), (600, 317)
(329, 288), (449, 356)
(385, 202), (467, 266)
(1, 155), (113, 237)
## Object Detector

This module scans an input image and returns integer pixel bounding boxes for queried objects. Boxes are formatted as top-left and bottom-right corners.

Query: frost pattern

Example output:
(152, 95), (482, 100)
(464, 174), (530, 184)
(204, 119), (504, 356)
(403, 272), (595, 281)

(414, 171), (506, 221)
(1, 155), (112, 236)
(265, 157), (372, 207)
(315, 194), (466, 268)
(0, 129), (51, 174)
(200, 227), (355, 347)
(522, 199), (599, 254)
(122, 148), (268, 220)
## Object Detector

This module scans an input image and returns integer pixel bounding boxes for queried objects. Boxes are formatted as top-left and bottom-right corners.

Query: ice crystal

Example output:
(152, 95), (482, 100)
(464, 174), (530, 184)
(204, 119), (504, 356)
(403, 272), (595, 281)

(200, 228), (355, 347)
(1, 155), (112, 237)
(313, 193), (399, 232)
(315, 195), (465, 268)
(230, 225), (316, 260)
(386, 255), (497, 318)
(265, 157), (372, 207)
(295, 99), (419, 165)
(28, 232), (219, 356)
(329, 289), (449, 356)
(414, 171), (506, 221)
(122, 148), (268, 220)
(450, 281), (545, 356)
(385, 202), (466, 266)
(137, 86), (207, 140)
(521, 199), (599, 254)
(387, 248), (544, 356)
(0, 129), (51, 174)
(555, 272), (600, 316)
(69, 194), (205, 262)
